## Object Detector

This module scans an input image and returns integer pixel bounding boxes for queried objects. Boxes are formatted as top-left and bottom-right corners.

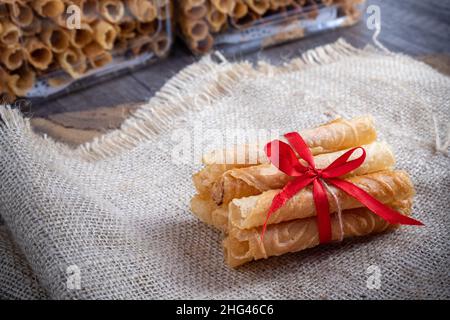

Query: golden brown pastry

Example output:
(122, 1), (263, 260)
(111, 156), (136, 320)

(126, 0), (157, 22)
(0, 20), (21, 47)
(224, 199), (412, 267)
(92, 20), (117, 50)
(99, 0), (125, 24)
(212, 141), (395, 205)
(24, 38), (53, 70)
(229, 170), (415, 230)
(194, 116), (377, 196)
(8, 1), (34, 27)
(190, 194), (229, 232)
(41, 24), (70, 53)
(57, 46), (87, 78)
(69, 22), (94, 48)
(206, 3), (227, 32)
(211, 0), (236, 14)
(245, 0), (270, 15)
(32, 0), (65, 18)
(1, 45), (24, 71)
(187, 32), (214, 55)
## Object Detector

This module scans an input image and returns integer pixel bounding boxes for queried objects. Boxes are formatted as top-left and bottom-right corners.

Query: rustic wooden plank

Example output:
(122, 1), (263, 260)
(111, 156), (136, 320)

(31, 74), (151, 118)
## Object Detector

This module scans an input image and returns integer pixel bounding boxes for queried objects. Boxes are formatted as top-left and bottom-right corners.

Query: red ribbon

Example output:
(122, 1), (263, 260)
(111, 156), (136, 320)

(262, 132), (423, 243)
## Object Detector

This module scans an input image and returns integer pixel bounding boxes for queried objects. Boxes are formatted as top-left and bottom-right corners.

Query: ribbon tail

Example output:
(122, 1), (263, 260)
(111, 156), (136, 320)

(313, 179), (332, 243)
(261, 175), (315, 241)
(327, 178), (424, 226)
(284, 132), (315, 167)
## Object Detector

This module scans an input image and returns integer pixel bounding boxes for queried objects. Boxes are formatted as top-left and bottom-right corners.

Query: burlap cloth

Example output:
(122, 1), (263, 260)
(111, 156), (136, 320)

(0, 39), (449, 299)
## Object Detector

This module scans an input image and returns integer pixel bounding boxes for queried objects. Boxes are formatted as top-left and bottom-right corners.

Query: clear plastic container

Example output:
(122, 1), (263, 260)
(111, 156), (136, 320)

(0, 0), (173, 101)
(177, 0), (366, 55)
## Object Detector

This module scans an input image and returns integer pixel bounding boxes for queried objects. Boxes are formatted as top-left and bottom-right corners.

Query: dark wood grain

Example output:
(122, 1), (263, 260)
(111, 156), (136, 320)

(28, 0), (450, 145)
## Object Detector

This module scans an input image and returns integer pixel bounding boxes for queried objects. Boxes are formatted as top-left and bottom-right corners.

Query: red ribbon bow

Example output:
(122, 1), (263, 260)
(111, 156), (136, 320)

(262, 132), (423, 243)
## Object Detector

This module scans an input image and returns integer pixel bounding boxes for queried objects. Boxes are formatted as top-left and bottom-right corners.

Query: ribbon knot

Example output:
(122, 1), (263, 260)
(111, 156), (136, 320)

(262, 132), (423, 243)
(312, 168), (323, 178)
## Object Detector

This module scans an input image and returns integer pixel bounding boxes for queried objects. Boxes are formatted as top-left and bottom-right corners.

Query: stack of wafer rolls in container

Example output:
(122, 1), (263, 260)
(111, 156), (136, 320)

(177, 0), (365, 54)
(190, 115), (417, 267)
(0, 0), (172, 101)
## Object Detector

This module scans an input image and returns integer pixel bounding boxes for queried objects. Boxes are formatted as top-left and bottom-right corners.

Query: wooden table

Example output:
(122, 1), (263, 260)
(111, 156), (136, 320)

(29, 0), (450, 146)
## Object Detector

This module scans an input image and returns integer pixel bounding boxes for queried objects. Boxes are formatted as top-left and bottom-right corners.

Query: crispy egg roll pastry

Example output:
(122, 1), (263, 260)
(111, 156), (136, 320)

(231, 10), (261, 28)
(207, 4), (227, 33)
(180, 17), (209, 41)
(25, 38), (53, 70)
(0, 20), (21, 47)
(119, 17), (137, 38)
(57, 46), (87, 78)
(70, 22), (94, 48)
(211, 0), (236, 14)
(224, 199), (413, 267)
(193, 142), (396, 231)
(83, 42), (112, 69)
(41, 24), (70, 53)
(22, 15), (43, 36)
(32, 0), (65, 18)
(231, 0), (249, 19)
(51, 5), (71, 28)
(194, 115), (377, 195)
(89, 51), (112, 69)
(1, 46), (24, 71)
(245, 0), (270, 15)
(193, 163), (250, 196)
(269, 0), (293, 11)
(229, 170), (415, 230)
(126, 0), (157, 22)
(212, 141), (395, 205)
(202, 116), (377, 166)
(71, 0), (98, 23)
(6, 65), (36, 97)
(93, 20), (117, 50)
(190, 194), (229, 232)
(8, 2), (34, 27)
(99, 0), (125, 24)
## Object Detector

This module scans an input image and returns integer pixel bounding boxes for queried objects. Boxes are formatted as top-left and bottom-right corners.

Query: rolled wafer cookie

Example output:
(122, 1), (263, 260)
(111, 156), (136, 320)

(224, 199), (413, 267)
(212, 141), (395, 205)
(194, 116), (377, 196)
(229, 170), (415, 230)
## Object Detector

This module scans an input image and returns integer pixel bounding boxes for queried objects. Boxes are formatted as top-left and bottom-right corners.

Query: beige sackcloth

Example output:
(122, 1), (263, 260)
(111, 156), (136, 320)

(0, 39), (449, 299)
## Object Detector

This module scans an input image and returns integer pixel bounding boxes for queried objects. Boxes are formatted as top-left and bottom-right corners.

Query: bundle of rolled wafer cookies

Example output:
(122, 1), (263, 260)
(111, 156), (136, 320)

(0, 0), (172, 101)
(190, 115), (418, 267)
(177, 0), (365, 54)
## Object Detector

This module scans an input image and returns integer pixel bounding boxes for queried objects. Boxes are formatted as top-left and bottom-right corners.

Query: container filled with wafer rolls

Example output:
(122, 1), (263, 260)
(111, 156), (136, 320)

(176, 0), (366, 54)
(0, 0), (173, 101)
(190, 115), (422, 267)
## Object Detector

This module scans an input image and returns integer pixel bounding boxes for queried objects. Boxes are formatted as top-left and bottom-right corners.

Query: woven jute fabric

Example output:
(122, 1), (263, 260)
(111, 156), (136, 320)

(0, 39), (449, 299)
